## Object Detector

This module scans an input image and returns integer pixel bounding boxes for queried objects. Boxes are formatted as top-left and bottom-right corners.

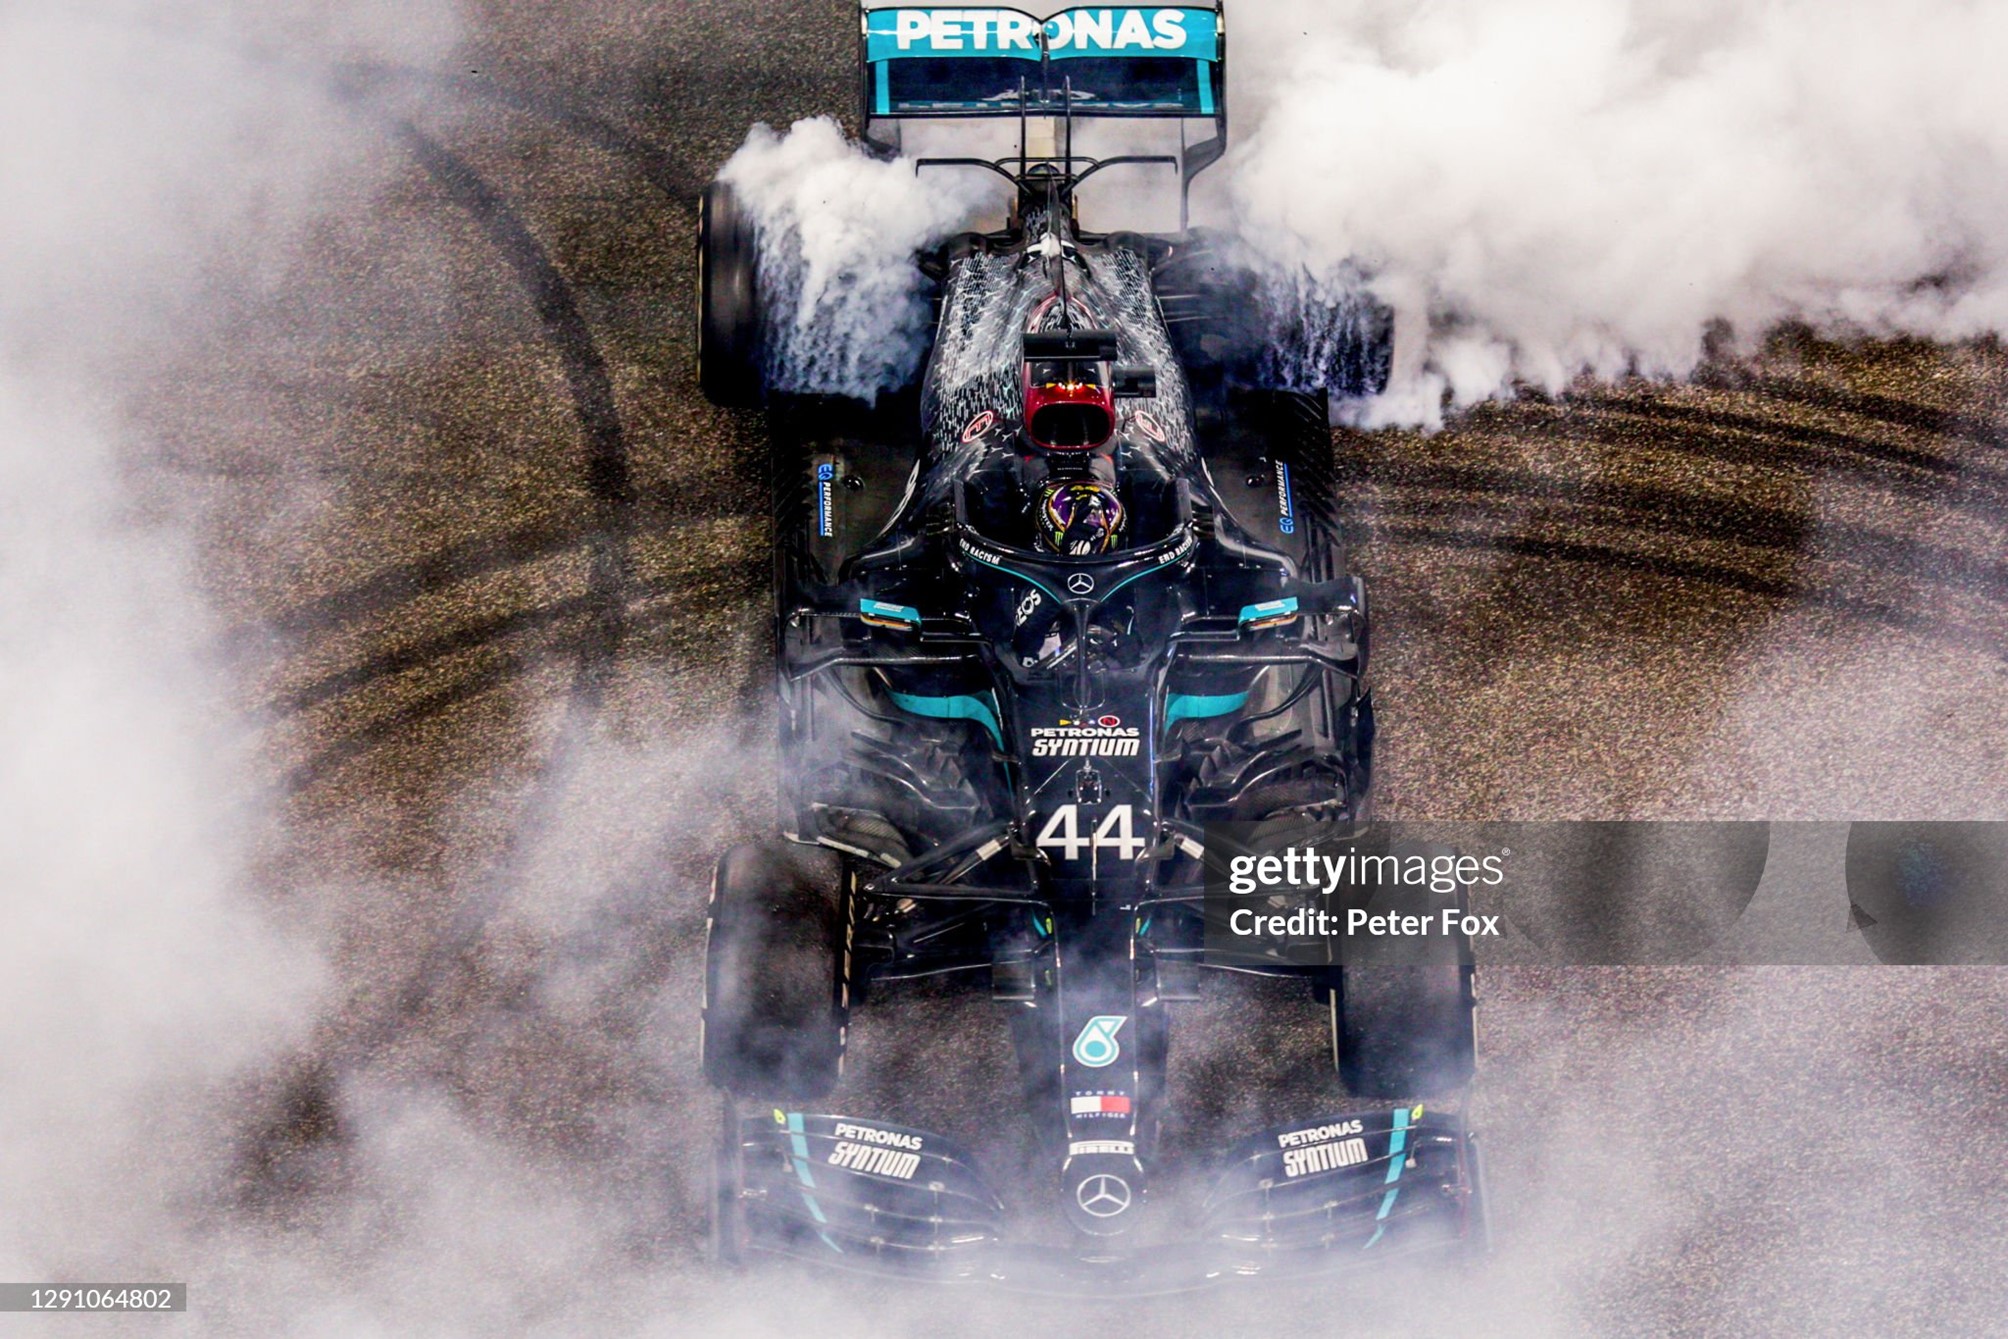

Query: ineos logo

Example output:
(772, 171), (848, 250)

(1066, 572), (1096, 595)
(1075, 1173), (1132, 1218)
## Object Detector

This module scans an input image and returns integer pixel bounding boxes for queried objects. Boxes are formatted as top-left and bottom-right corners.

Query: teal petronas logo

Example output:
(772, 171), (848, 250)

(1071, 1015), (1128, 1068)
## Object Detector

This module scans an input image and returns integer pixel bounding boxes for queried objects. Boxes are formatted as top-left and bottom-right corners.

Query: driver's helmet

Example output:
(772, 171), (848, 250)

(1035, 478), (1127, 554)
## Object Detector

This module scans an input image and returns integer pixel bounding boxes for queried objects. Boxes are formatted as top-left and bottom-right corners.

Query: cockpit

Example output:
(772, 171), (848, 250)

(948, 329), (1182, 560)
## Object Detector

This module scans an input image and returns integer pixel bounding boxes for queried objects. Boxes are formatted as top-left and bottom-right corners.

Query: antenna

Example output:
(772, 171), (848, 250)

(1017, 75), (1028, 193)
(1058, 76), (1077, 329)
(1063, 73), (1076, 203)
(1050, 176), (1073, 331)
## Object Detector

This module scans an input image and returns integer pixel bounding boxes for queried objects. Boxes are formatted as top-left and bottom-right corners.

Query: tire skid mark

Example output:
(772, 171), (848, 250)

(1472, 408), (2008, 531)
(262, 66), (743, 782)
(246, 120), (655, 1164)
(243, 523), (579, 646)
(1750, 376), (2008, 452)
(310, 122), (640, 1055)
(283, 594), (606, 718)
(1381, 522), (2008, 664)
(276, 576), (768, 796)
(1577, 400), (2007, 488)
(280, 610), (650, 798)
(225, 22), (757, 1206)
(64, 12), (670, 1203)
(220, 66), (712, 653)
(394, 125), (636, 536)
(335, 62), (707, 205)
(238, 481), (755, 658)
(1371, 464), (2008, 609)
(275, 558), (762, 787)
(266, 507), (762, 723)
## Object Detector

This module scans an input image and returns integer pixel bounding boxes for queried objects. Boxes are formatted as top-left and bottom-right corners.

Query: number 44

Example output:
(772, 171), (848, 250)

(1034, 804), (1147, 862)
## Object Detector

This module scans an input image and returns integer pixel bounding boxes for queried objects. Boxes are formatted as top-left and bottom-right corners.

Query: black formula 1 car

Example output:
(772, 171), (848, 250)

(696, 3), (1482, 1292)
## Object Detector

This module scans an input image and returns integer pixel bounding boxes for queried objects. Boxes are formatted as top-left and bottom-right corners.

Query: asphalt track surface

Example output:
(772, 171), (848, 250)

(136, 2), (2008, 1333)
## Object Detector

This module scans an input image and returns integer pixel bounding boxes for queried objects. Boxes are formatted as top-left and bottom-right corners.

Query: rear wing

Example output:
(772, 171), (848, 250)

(861, 5), (1223, 118)
(859, 5), (1228, 217)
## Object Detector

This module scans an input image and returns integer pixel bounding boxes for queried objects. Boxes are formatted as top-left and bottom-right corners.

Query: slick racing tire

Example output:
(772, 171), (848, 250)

(1333, 838), (1475, 1099)
(697, 179), (764, 408)
(701, 841), (845, 1100)
(1271, 282), (1393, 401)
(1150, 231), (1393, 400)
(1335, 964), (1476, 1101)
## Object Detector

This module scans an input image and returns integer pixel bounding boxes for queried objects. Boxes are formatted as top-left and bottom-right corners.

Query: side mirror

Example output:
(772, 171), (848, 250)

(1112, 365), (1158, 399)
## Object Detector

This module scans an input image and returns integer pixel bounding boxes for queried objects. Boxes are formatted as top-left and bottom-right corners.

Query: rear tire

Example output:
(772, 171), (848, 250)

(697, 180), (764, 408)
(1154, 233), (1393, 400)
(1261, 280), (1393, 400)
(701, 842), (845, 1100)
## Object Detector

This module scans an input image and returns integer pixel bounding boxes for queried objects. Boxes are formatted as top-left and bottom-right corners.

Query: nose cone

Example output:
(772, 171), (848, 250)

(1063, 1149), (1146, 1236)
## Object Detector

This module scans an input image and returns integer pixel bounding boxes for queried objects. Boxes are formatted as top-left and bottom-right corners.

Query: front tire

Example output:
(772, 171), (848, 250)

(1335, 964), (1476, 1100)
(701, 842), (845, 1100)
(1333, 840), (1476, 1100)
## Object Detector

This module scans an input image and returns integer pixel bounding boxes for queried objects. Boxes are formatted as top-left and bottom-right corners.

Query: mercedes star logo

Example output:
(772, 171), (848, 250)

(1066, 572), (1096, 595)
(1075, 1173), (1132, 1218)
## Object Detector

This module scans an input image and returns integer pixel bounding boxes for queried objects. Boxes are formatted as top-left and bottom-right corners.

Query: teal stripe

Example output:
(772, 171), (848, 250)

(1164, 690), (1248, 726)
(784, 1112), (838, 1248)
(1238, 596), (1299, 626)
(860, 598), (920, 627)
(1100, 550), (1184, 601)
(1363, 1105), (1412, 1249)
(1196, 58), (1215, 114)
(966, 552), (1063, 605)
(874, 60), (890, 115)
(785, 1112), (818, 1193)
(887, 690), (1003, 748)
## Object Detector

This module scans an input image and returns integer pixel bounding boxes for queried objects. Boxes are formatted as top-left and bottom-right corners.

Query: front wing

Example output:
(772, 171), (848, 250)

(719, 1105), (1485, 1295)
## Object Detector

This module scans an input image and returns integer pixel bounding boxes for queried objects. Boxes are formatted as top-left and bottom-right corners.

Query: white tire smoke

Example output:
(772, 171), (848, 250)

(1222, 0), (2008, 423)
